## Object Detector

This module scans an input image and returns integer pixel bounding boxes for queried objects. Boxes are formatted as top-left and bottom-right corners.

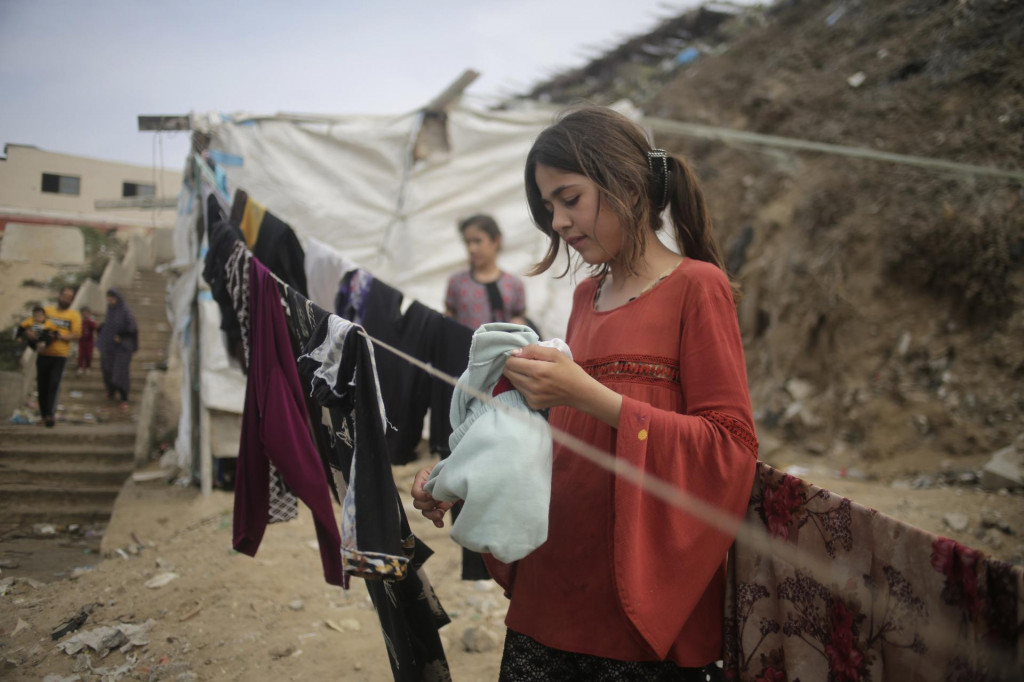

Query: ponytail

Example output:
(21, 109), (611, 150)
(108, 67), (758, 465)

(664, 155), (725, 270)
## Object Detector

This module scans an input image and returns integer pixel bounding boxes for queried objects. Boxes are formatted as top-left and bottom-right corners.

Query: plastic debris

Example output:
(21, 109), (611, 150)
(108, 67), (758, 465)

(676, 46), (700, 65)
(144, 572), (179, 589)
(847, 72), (867, 88)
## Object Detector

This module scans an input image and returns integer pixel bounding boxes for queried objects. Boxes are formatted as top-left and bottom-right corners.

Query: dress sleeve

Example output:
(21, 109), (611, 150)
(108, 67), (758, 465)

(611, 274), (758, 658)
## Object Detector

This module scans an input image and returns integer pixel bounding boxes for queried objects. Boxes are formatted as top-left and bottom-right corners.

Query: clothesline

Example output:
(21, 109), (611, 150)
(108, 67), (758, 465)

(358, 324), (1018, 673)
(254, 236), (1015, 673)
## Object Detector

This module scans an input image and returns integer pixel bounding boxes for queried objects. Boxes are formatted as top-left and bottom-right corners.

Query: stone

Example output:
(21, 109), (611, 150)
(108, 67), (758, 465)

(942, 513), (970, 533)
(785, 378), (814, 401)
(980, 444), (1023, 491)
(462, 626), (500, 653)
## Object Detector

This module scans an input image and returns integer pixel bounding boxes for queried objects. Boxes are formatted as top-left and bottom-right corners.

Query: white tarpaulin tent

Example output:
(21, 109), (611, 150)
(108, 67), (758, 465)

(183, 104), (580, 330)
(171, 101), (628, 488)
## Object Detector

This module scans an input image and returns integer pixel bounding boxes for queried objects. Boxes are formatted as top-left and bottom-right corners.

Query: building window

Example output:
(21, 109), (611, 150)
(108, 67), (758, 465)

(41, 173), (80, 195)
(123, 182), (156, 198)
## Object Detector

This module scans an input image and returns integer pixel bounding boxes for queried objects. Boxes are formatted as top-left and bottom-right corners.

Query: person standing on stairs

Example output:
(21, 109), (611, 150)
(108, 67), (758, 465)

(31, 286), (82, 427)
(97, 288), (138, 411)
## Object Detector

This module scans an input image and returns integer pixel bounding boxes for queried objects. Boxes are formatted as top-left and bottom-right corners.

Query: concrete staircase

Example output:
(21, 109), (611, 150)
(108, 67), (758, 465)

(0, 269), (171, 530)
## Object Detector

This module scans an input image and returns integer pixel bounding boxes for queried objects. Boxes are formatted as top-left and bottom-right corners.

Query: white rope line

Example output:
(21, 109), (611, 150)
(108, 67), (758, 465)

(357, 327), (1016, 668)
(360, 329), (833, 569)
(644, 116), (1024, 182)
(246, 235), (1015, 668)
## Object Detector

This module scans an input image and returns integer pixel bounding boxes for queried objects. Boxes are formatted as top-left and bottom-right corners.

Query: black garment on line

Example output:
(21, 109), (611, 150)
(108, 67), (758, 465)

(337, 272), (472, 465)
(230, 188), (308, 297)
(282, 287), (452, 682)
(203, 195), (247, 366)
(36, 355), (66, 419)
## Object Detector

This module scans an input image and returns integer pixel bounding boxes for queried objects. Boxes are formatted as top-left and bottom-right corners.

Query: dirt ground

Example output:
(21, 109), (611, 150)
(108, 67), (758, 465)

(2, 449), (1022, 681)
(0, 459), (508, 682)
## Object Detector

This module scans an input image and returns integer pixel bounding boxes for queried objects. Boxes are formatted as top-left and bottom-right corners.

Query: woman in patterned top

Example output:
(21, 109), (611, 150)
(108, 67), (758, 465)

(414, 107), (758, 681)
(444, 214), (528, 331)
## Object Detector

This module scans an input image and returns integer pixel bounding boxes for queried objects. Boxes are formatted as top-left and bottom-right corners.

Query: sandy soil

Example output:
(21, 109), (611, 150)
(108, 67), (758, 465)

(0, 459), (507, 681)
(2, 447), (1021, 682)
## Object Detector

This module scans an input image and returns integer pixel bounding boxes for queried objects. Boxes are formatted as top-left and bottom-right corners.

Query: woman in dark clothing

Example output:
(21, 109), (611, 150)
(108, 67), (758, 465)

(98, 288), (138, 409)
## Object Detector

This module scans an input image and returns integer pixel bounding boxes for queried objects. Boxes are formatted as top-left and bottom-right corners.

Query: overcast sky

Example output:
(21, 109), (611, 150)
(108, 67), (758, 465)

(0, 0), (748, 171)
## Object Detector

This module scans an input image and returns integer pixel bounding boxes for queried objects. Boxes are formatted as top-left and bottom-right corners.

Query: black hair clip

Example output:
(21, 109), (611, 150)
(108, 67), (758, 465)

(646, 149), (671, 212)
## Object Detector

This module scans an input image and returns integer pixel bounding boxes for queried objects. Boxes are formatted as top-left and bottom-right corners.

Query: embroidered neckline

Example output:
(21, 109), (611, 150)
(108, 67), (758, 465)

(592, 260), (684, 311)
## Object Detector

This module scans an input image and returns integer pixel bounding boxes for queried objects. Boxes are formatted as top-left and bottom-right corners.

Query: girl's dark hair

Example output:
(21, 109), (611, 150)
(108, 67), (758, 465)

(524, 106), (727, 280)
(458, 214), (502, 242)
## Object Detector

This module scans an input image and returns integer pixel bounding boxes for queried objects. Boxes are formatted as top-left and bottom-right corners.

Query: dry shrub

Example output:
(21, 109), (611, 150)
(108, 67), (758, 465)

(888, 207), (1023, 321)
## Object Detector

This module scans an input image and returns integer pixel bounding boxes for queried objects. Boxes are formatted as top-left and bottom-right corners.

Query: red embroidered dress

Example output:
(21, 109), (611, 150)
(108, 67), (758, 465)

(488, 258), (759, 666)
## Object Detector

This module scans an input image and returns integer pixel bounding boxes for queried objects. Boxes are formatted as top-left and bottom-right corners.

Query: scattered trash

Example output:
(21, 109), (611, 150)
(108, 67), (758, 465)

(144, 572), (179, 589)
(675, 47), (700, 65)
(8, 410), (33, 425)
(51, 606), (95, 641)
(69, 566), (94, 580)
(825, 7), (845, 26)
(69, 391), (83, 398)
(847, 71), (867, 88)
(12, 619), (31, 636)
(179, 604), (202, 622)
(34, 524), (57, 535)
(288, 599), (305, 611)
(42, 674), (82, 682)
(132, 470), (167, 483)
(56, 620), (154, 658)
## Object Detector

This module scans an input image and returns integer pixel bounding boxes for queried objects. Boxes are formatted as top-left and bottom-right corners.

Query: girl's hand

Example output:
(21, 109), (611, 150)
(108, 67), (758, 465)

(503, 345), (623, 426)
(411, 467), (454, 528)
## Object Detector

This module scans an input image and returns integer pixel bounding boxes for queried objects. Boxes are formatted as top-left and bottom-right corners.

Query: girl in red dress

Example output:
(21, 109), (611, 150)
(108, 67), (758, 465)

(414, 107), (758, 681)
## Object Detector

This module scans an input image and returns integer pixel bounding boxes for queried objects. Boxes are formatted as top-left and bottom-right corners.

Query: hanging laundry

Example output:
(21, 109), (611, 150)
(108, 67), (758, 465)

(723, 463), (1023, 680)
(304, 236), (359, 311)
(230, 188), (308, 296)
(336, 269), (472, 465)
(425, 323), (569, 563)
(232, 257), (344, 587)
(202, 195), (246, 367)
(281, 288), (452, 682)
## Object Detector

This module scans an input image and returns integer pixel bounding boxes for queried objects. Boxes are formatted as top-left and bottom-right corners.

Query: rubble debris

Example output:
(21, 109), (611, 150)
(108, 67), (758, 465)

(56, 620), (154, 658)
(462, 626), (500, 653)
(980, 444), (1023, 491)
(942, 513), (970, 533)
(51, 605), (96, 641)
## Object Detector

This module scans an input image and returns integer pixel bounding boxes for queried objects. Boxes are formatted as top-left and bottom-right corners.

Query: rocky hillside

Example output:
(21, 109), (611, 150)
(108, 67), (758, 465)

(523, 0), (1024, 475)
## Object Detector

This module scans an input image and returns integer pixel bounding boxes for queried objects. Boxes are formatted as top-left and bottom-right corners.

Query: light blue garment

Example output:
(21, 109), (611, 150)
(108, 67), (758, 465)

(424, 323), (564, 563)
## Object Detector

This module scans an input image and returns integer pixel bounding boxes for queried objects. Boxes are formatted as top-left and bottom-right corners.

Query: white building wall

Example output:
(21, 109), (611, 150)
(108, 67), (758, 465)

(0, 143), (183, 228)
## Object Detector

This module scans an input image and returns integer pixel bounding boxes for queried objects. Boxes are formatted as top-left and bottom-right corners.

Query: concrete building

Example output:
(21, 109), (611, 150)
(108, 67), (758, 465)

(0, 143), (182, 231)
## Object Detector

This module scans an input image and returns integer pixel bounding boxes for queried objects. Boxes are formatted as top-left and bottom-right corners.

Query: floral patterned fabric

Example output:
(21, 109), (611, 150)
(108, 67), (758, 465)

(724, 462), (1023, 681)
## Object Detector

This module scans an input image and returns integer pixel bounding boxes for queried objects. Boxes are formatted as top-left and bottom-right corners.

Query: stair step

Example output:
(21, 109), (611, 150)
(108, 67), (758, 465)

(0, 424), (137, 448)
(3, 509), (116, 526)
(0, 463), (132, 488)
(0, 485), (124, 513)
